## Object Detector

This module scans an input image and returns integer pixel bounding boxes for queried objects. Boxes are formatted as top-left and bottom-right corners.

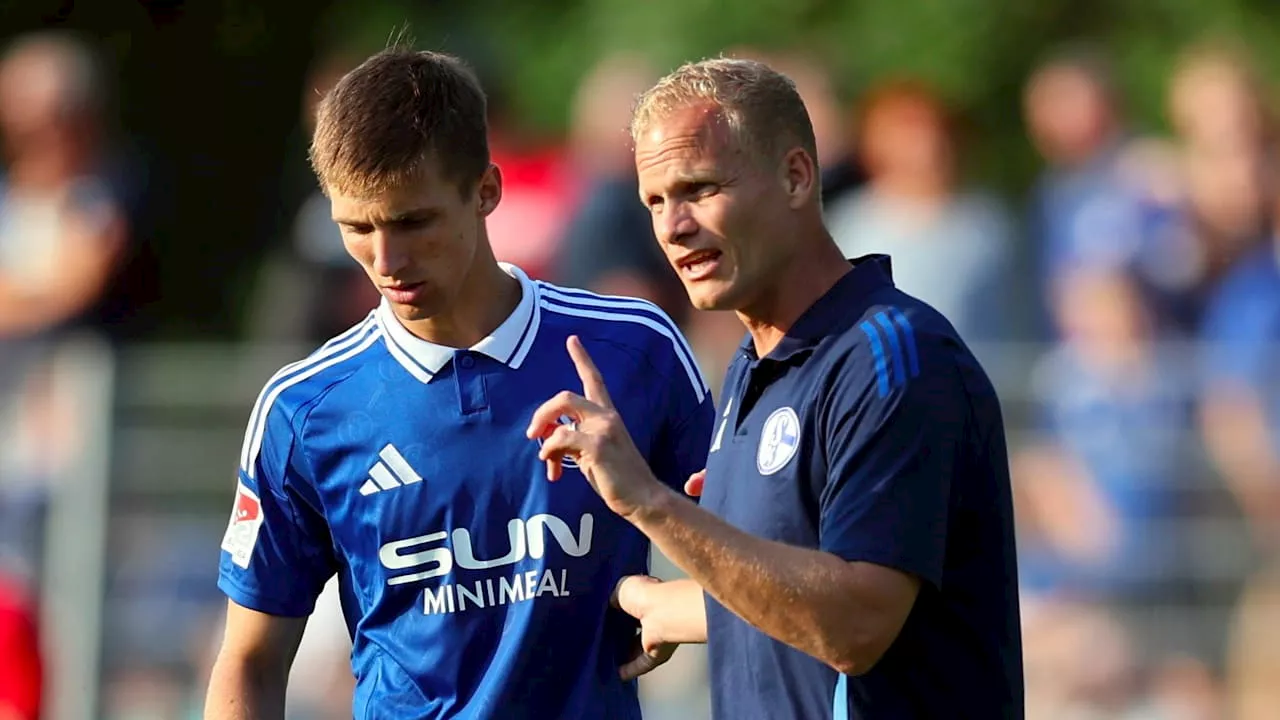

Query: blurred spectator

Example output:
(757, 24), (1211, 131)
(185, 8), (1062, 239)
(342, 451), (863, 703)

(554, 52), (686, 321)
(1016, 268), (1217, 718)
(248, 50), (379, 345)
(1223, 562), (1280, 720)
(1165, 41), (1275, 288)
(1198, 190), (1280, 552)
(0, 565), (41, 720)
(1020, 599), (1145, 719)
(1199, 182), (1280, 720)
(826, 78), (1017, 349)
(1015, 269), (1192, 601)
(1023, 47), (1202, 338)
(0, 31), (130, 577)
(483, 71), (580, 281)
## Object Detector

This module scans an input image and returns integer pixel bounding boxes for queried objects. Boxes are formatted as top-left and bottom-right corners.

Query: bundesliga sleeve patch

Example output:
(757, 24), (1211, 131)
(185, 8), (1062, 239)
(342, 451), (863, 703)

(221, 481), (264, 569)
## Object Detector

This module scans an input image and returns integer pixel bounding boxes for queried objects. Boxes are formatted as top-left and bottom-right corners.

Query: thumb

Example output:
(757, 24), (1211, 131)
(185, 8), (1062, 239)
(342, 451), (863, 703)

(684, 469), (706, 497)
(619, 650), (663, 681)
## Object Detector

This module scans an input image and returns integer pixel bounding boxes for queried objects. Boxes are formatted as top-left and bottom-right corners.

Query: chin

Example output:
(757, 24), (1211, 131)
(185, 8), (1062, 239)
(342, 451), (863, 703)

(684, 279), (744, 313)
(391, 298), (443, 322)
(686, 289), (733, 312)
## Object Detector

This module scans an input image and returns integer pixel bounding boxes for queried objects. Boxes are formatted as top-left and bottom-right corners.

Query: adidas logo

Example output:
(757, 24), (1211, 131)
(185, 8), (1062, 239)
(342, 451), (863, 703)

(359, 444), (423, 496)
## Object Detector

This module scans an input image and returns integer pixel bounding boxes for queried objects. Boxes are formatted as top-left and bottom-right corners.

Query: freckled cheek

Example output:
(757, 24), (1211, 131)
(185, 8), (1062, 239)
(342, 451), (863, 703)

(341, 235), (375, 269)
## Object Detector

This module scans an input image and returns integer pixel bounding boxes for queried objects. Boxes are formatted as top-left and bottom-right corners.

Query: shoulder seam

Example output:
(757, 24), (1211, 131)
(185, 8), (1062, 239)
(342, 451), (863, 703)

(239, 319), (383, 478)
(536, 284), (707, 402)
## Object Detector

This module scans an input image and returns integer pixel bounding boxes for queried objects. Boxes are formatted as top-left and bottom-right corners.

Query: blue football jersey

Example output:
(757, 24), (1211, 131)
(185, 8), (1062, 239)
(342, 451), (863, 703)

(217, 264), (715, 719)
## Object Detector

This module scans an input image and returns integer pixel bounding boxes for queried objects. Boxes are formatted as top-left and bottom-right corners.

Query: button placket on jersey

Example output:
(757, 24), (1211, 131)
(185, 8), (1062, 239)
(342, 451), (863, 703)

(454, 351), (489, 415)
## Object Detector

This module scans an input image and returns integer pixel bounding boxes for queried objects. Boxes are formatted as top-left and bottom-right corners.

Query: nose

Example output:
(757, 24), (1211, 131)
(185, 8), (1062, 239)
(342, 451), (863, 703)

(654, 201), (698, 247)
(371, 230), (409, 278)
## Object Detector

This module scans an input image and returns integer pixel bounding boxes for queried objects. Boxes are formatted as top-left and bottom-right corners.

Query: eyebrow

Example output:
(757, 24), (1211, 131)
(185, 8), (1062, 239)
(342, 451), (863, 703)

(333, 207), (437, 226)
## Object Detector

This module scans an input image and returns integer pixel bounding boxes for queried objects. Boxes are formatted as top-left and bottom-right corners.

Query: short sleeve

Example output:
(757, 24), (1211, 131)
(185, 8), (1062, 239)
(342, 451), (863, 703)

(1199, 269), (1280, 393)
(217, 396), (336, 617)
(817, 319), (965, 589)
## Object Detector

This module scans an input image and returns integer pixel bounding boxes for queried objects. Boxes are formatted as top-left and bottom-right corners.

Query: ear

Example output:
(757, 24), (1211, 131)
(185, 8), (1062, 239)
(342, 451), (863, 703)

(779, 147), (817, 210)
(476, 163), (503, 217)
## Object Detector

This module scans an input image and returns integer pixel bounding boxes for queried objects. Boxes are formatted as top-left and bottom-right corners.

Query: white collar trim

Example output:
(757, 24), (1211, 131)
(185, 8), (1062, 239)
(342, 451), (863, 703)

(377, 262), (541, 383)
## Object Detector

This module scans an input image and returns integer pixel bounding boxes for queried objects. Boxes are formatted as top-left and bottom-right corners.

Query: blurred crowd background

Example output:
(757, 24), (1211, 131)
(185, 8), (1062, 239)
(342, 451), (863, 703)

(4, 0), (1280, 718)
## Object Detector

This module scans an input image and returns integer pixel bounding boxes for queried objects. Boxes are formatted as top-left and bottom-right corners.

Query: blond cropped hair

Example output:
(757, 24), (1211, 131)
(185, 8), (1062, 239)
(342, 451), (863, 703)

(630, 57), (819, 171)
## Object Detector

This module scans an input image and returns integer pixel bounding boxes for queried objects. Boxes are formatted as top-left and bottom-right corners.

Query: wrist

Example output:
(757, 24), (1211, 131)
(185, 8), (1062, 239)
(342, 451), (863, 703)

(624, 478), (679, 529)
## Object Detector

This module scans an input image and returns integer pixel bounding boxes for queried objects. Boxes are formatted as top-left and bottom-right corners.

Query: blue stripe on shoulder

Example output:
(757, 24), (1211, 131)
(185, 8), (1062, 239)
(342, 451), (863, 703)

(859, 321), (890, 398)
(874, 311), (906, 388)
(889, 307), (920, 379)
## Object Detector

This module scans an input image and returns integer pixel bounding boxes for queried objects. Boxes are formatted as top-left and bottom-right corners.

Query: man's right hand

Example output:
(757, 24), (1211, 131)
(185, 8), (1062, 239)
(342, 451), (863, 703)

(611, 575), (709, 679)
(613, 575), (676, 680)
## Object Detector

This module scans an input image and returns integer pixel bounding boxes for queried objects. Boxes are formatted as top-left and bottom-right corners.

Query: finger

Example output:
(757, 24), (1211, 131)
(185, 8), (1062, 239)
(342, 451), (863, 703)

(609, 576), (628, 609)
(538, 425), (589, 481)
(526, 391), (598, 440)
(684, 469), (706, 497)
(567, 335), (614, 409)
(611, 574), (657, 612)
(619, 651), (663, 681)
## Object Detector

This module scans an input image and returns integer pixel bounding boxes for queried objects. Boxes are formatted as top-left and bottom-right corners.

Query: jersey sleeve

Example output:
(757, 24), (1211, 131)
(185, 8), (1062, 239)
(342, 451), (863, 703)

(648, 319), (715, 494)
(218, 390), (336, 617)
(817, 313), (965, 589)
(1199, 273), (1277, 393)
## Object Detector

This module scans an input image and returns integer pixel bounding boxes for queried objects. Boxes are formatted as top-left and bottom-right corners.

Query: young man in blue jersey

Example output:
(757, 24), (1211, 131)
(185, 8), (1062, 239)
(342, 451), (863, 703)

(531, 58), (1025, 719)
(204, 46), (715, 719)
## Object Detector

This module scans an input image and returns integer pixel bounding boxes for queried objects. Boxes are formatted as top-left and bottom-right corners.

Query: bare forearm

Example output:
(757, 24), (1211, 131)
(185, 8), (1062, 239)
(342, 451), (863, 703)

(204, 654), (288, 720)
(630, 486), (887, 673)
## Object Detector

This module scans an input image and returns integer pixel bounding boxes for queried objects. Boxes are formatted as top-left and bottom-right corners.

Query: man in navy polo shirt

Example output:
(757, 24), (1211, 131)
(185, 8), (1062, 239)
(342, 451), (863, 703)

(531, 57), (1023, 719)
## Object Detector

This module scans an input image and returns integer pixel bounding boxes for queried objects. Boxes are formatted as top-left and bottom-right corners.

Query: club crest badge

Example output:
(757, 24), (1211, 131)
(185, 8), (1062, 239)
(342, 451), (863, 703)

(757, 407), (800, 475)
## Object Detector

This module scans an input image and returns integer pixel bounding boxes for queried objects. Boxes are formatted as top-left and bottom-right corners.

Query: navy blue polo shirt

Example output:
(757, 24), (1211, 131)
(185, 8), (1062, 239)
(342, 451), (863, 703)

(700, 254), (1024, 719)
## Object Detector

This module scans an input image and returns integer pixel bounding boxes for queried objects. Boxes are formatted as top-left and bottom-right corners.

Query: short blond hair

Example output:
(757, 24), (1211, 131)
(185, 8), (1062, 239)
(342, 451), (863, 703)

(630, 57), (819, 170)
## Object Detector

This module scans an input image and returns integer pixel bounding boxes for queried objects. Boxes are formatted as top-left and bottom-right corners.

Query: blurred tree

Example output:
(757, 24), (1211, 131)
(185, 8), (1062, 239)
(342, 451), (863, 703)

(318, 0), (1280, 200)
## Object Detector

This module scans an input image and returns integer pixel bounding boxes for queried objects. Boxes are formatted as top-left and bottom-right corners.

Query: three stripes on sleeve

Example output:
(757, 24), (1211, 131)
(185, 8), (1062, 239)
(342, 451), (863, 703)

(858, 308), (920, 398)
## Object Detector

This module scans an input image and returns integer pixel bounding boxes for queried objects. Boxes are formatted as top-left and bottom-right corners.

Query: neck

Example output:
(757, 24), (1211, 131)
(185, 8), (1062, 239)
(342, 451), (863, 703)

(737, 228), (850, 358)
(400, 239), (521, 348)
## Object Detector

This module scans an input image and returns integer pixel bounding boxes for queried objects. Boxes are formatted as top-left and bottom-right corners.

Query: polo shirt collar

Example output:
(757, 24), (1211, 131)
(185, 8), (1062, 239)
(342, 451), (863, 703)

(377, 262), (541, 383)
(742, 254), (895, 363)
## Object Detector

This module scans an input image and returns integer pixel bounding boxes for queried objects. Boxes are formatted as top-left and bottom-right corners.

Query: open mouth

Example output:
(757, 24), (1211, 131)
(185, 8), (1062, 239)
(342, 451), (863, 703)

(677, 249), (723, 278)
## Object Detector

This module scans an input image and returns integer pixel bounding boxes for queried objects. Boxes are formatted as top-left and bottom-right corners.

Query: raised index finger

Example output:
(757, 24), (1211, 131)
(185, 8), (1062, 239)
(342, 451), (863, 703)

(566, 335), (613, 409)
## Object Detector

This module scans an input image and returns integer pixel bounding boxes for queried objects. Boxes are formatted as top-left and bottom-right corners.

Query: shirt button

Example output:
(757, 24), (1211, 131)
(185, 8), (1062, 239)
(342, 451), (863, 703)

(459, 355), (475, 369)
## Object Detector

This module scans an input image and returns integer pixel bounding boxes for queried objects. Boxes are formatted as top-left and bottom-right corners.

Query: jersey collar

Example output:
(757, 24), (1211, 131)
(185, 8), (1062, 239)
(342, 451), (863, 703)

(742, 254), (896, 364)
(377, 262), (541, 383)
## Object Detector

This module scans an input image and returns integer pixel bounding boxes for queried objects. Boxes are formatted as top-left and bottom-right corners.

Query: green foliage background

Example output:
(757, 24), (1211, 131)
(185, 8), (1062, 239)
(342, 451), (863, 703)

(320, 0), (1280, 198)
(4, 0), (1277, 338)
